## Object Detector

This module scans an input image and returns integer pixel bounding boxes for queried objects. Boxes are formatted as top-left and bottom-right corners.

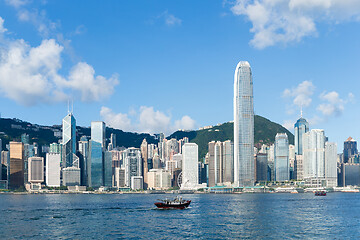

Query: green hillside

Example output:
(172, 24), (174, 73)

(0, 118), (156, 151)
(169, 115), (294, 159)
(0, 115), (293, 160)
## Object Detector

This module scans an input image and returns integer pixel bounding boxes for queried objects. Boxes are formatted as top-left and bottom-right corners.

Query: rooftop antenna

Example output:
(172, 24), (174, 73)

(300, 105), (303, 118)
(71, 99), (74, 114)
(67, 99), (70, 114)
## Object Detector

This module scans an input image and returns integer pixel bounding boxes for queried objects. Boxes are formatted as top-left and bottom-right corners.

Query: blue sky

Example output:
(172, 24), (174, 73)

(0, 0), (360, 150)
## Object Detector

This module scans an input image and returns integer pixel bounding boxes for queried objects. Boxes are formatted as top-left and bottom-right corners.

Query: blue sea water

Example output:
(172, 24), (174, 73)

(0, 193), (360, 239)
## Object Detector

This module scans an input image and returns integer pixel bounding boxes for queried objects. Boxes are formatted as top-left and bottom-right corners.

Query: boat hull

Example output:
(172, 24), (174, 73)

(154, 200), (191, 209)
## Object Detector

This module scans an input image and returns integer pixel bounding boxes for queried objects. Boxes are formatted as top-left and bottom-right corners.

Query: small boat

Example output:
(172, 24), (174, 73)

(315, 190), (326, 196)
(154, 196), (191, 209)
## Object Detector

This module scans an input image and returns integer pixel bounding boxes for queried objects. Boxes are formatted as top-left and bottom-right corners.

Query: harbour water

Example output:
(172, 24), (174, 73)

(1, 193), (360, 239)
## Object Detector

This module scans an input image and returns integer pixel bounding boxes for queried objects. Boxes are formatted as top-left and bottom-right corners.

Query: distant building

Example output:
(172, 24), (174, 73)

(208, 140), (234, 187)
(9, 142), (24, 189)
(28, 157), (44, 183)
(78, 139), (90, 186)
(303, 129), (326, 187)
(343, 137), (358, 163)
(147, 169), (171, 190)
(90, 121), (105, 188)
(62, 113), (76, 168)
(62, 167), (81, 186)
(340, 163), (360, 186)
(294, 117), (309, 155)
(114, 168), (125, 188)
(104, 151), (112, 187)
(181, 143), (199, 189)
(124, 147), (142, 188)
(140, 139), (148, 189)
(234, 61), (254, 187)
(131, 176), (143, 190)
(46, 153), (61, 187)
(256, 153), (268, 182)
(275, 133), (289, 181)
(325, 142), (338, 187)
(49, 143), (61, 154)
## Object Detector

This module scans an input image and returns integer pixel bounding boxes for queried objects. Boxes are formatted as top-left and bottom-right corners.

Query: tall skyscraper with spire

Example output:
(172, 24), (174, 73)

(62, 111), (76, 168)
(234, 61), (254, 187)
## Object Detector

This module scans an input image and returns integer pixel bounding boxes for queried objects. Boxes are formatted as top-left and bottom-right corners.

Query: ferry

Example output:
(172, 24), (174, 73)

(315, 190), (326, 196)
(154, 196), (191, 209)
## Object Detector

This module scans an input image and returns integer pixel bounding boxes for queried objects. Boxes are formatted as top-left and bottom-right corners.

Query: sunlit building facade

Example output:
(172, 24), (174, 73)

(234, 61), (254, 187)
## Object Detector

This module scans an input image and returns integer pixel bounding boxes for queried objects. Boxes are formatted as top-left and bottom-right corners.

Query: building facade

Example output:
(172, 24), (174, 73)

(234, 61), (254, 187)
(62, 113), (76, 168)
(90, 121), (105, 188)
(275, 133), (289, 181)
(181, 143), (199, 189)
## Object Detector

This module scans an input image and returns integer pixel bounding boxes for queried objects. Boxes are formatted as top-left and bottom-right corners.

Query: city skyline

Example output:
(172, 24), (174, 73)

(0, 1), (360, 151)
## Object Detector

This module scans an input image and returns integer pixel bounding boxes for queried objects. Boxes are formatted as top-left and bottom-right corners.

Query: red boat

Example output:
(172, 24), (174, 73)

(154, 197), (191, 209)
(315, 190), (326, 196)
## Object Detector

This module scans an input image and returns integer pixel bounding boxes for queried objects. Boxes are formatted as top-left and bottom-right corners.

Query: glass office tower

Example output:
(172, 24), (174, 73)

(275, 133), (289, 181)
(234, 61), (254, 187)
(62, 113), (76, 168)
(294, 117), (309, 155)
(90, 121), (105, 188)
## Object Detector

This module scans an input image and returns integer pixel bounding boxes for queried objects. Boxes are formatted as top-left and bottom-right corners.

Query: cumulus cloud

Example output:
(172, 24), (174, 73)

(231, 0), (360, 49)
(0, 18), (119, 106)
(317, 91), (354, 117)
(100, 106), (196, 135)
(283, 80), (315, 108)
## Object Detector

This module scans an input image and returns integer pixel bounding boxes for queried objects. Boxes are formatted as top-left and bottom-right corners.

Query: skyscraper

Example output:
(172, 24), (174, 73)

(275, 133), (289, 181)
(9, 142), (24, 189)
(46, 153), (61, 187)
(181, 143), (199, 189)
(234, 61), (254, 187)
(343, 137), (358, 163)
(303, 129), (326, 187)
(325, 142), (338, 187)
(62, 113), (76, 168)
(140, 139), (148, 189)
(90, 121), (106, 188)
(294, 117), (309, 155)
(124, 147), (142, 188)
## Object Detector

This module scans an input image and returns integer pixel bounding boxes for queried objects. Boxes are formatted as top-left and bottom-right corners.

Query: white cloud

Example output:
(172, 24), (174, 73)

(317, 91), (353, 116)
(0, 19), (119, 106)
(100, 106), (196, 135)
(283, 80), (315, 108)
(100, 107), (133, 132)
(0, 17), (7, 33)
(5, 0), (28, 8)
(231, 0), (360, 49)
(151, 11), (182, 27)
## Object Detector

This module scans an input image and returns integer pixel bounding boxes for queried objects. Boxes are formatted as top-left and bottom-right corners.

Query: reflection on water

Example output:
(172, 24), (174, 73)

(0, 193), (360, 239)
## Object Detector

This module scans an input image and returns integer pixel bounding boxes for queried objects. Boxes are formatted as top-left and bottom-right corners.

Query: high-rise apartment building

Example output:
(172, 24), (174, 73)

(124, 147), (142, 188)
(234, 61), (254, 187)
(181, 143), (199, 189)
(46, 153), (61, 187)
(208, 140), (234, 187)
(303, 129), (326, 186)
(9, 142), (24, 189)
(325, 142), (338, 187)
(90, 121), (105, 188)
(275, 133), (289, 181)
